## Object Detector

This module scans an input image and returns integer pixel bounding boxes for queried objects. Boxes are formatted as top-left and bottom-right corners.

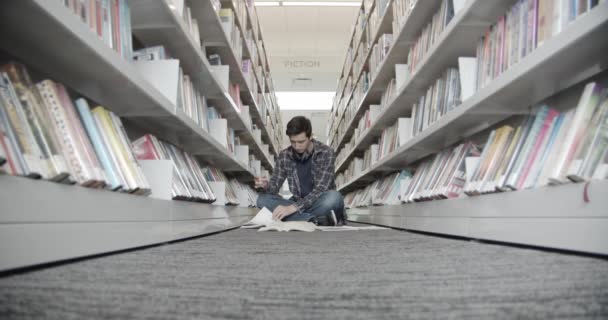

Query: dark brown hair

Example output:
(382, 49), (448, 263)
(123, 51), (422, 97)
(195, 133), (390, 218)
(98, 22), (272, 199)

(286, 116), (312, 138)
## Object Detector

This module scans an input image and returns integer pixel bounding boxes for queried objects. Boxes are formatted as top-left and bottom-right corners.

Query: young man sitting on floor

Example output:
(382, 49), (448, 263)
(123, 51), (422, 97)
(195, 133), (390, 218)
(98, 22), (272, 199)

(255, 116), (346, 226)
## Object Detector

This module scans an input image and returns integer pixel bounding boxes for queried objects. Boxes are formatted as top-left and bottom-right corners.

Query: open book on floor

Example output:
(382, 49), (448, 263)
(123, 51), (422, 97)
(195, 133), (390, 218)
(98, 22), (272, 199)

(241, 208), (389, 232)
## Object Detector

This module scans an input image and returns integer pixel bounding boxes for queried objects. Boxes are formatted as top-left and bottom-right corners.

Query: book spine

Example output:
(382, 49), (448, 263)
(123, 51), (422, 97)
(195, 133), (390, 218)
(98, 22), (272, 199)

(109, 110), (151, 193)
(76, 99), (122, 190)
(516, 108), (559, 189)
(91, 107), (138, 191)
(55, 84), (106, 185)
(36, 80), (94, 185)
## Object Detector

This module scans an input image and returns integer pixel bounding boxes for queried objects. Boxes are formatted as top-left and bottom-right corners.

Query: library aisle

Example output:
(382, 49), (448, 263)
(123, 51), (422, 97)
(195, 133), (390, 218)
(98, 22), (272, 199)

(1, 227), (607, 318)
(1, 0), (608, 318)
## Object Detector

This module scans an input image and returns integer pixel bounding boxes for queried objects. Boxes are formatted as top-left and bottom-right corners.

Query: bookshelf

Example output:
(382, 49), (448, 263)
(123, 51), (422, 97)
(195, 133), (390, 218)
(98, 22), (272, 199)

(338, 4), (608, 192)
(129, 0), (274, 169)
(0, 0), (284, 271)
(332, 0), (608, 254)
(0, 0), (254, 174)
(230, 0), (283, 155)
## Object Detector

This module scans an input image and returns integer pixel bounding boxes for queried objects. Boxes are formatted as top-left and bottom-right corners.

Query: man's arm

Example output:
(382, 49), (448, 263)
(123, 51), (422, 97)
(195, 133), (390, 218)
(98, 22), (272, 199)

(266, 153), (287, 195)
(295, 149), (336, 211)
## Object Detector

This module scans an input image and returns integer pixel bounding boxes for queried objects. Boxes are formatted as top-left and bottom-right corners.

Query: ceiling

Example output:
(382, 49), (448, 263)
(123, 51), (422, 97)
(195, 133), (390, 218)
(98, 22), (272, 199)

(255, 1), (360, 92)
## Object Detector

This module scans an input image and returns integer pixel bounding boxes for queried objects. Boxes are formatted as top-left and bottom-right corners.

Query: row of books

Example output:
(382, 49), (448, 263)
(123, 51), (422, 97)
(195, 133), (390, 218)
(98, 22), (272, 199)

(0, 60), (260, 206)
(166, 0), (202, 49)
(342, 81), (608, 206)
(335, 55), (469, 166)
(235, 0), (259, 68)
(0, 62), (149, 193)
(165, 1), (281, 152)
(392, 0), (419, 35)
(333, 77), (397, 156)
(59, 0), (133, 61)
(475, 0), (603, 91)
(344, 170), (411, 208)
(132, 46), (271, 167)
(342, 141), (485, 206)
(370, 0), (393, 38)
(353, 40), (369, 81)
(406, 0), (455, 75)
(131, 133), (258, 206)
(334, 0), (389, 118)
(411, 67), (462, 136)
(466, 82), (608, 194)
(369, 34), (394, 81)
(133, 45), (211, 132)
(218, 8), (244, 65)
(337, 117), (413, 186)
(133, 134), (216, 202)
(330, 0), (419, 147)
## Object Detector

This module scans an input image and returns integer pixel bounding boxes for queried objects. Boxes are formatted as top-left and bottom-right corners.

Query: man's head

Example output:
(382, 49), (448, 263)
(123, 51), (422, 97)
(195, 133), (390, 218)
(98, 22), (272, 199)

(286, 116), (313, 154)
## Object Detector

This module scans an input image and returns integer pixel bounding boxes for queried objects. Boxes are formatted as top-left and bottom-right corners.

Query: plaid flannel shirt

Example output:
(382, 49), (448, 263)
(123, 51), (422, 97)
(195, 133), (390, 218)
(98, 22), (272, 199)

(266, 139), (337, 212)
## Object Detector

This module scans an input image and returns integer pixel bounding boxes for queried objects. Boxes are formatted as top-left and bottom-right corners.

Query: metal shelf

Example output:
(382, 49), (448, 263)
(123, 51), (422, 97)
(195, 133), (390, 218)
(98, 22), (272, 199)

(347, 179), (608, 256)
(0, 0), (253, 175)
(0, 175), (257, 272)
(337, 1), (608, 192)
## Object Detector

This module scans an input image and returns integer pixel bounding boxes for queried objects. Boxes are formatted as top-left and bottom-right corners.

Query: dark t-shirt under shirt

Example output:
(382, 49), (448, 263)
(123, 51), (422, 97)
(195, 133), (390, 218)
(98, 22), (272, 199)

(296, 155), (313, 197)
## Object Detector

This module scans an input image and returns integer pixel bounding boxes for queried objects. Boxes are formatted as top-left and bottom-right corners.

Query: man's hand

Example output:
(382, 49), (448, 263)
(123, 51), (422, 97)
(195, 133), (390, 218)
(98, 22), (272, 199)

(254, 176), (269, 190)
(272, 204), (298, 221)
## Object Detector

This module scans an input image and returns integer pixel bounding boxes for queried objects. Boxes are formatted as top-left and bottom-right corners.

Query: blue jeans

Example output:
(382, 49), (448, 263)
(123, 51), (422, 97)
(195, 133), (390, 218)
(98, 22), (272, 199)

(256, 190), (345, 226)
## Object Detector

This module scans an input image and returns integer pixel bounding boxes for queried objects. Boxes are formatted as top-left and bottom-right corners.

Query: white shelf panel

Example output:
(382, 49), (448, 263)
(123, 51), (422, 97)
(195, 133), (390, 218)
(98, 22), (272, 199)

(0, 175), (256, 272)
(333, 0), (516, 158)
(337, 0), (608, 185)
(0, 0), (252, 175)
(347, 179), (608, 255)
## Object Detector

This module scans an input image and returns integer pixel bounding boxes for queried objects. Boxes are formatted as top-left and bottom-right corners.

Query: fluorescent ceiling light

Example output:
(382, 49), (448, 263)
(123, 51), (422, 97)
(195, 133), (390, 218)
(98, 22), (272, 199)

(255, 1), (280, 6)
(275, 91), (334, 110)
(255, 1), (360, 7)
(283, 2), (360, 6)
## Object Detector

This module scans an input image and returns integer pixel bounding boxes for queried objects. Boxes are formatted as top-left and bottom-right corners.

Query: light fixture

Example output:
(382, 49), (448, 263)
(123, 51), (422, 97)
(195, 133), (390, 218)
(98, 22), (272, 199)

(255, 1), (281, 6)
(255, 1), (361, 7)
(282, 1), (361, 6)
(275, 92), (335, 110)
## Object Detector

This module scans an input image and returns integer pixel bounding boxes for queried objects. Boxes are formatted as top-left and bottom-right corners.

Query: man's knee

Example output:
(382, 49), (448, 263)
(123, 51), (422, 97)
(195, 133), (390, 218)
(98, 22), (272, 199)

(256, 193), (272, 208)
(319, 190), (344, 210)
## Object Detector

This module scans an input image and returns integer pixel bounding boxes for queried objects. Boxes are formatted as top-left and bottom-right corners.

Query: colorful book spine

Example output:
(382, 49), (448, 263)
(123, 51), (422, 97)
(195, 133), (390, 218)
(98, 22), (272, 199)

(75, 99), (122, 190)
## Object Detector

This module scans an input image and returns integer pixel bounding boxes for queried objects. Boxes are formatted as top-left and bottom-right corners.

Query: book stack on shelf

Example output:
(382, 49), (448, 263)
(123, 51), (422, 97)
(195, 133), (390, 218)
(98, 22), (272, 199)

(58, 0), (134, 61)
(0, 0), (285, 270)
(344, 82), (608, 203)
(331, 0), (608, 255)
(132, 133), (216, 203)
(0, 62), (150, 194)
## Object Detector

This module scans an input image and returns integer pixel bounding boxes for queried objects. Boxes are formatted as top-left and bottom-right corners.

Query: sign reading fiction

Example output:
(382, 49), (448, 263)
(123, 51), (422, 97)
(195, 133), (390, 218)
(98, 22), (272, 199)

(283, 59), (321, 69)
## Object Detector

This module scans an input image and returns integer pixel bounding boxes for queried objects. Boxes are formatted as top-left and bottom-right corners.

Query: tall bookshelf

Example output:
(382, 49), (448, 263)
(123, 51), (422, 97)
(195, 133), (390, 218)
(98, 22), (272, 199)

(330, 0), (608, 255)
(0, 0), (282, 272)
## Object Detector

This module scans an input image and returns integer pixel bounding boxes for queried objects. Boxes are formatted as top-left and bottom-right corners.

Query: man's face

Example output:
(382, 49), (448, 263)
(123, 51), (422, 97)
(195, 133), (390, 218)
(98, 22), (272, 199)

(289, 132), (311, 154)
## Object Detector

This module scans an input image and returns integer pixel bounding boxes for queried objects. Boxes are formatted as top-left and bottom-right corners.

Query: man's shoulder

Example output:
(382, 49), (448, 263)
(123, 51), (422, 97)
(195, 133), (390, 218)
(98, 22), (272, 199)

(277, 147), (292, 161)
(313, 140), (334, 155)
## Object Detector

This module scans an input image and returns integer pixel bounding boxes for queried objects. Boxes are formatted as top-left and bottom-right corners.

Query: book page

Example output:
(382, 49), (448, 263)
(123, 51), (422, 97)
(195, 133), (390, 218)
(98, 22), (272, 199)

(241, 207), (273, 228)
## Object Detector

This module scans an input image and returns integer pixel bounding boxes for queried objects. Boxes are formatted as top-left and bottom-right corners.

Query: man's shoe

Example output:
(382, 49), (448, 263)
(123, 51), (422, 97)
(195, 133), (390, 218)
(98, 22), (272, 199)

(329, 210), (338, 226)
